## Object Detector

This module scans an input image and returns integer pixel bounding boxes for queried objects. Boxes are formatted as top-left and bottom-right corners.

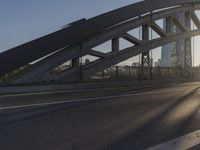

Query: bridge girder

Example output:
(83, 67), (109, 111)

(38, 29), (200, 82)
(2, 1), (200, 83)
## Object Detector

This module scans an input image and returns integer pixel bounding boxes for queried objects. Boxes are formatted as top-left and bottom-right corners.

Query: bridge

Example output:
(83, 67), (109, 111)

(1, 0), (200, 84)
(1, 0), (200, 150)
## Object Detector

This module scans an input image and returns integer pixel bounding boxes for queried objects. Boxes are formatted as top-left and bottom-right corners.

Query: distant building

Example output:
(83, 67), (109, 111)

(154, 59), (161, 67)
(161, 12), (185, 68)
(132, 62), (140, 67)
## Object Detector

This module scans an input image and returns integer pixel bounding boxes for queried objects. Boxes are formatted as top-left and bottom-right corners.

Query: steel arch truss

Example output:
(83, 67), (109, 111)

(5, 1), (200, 83)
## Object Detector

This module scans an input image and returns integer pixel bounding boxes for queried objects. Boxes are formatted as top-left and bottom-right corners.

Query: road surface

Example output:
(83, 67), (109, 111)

(1, 81), (200, 150)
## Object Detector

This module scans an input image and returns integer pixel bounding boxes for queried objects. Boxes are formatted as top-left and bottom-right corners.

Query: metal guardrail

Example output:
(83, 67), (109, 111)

(2, 66), (200, 83)
(90, 66), (200, 80)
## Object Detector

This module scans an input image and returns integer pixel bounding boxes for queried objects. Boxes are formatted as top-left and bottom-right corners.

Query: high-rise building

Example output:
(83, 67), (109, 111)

(161, 13), (185, 68)
(154, 59), (161, 67)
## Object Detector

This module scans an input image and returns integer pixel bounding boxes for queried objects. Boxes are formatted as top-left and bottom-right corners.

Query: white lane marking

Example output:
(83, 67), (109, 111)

(146, 130), (200, 150)
(0, 88), (185, 110)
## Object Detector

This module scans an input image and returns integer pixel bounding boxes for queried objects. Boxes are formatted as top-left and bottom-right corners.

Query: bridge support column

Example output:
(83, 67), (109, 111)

(112, 38), (119, 52)
(141, 25), (151, 80)
(166, 17), (173, 33)
(184, 12), (192, 79)
(72, 58), (82, 80)
(72, 58), (79, 68)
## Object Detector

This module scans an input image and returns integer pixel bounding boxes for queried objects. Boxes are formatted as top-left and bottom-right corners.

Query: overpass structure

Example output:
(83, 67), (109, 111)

(1, 0), (200, 84)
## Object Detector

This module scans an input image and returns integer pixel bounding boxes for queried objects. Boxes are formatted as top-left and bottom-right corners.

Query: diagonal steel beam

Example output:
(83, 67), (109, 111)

(122, 33), (143, 45)
(149, 22), (166, 37)
(8, 45), (87, 83)
(172, 16), (188, 32)
(49, 29), (200, 82)
(191, 12), (200, 29)
(89, 50), (108, 58)
(81, 29), (200, 79)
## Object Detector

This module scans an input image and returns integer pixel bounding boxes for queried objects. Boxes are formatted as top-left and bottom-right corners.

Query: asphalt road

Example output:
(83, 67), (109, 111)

(1, 81), (200, 150)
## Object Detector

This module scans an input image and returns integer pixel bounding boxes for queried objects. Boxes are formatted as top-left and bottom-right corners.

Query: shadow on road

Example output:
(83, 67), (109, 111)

(108, 86), (200, 150)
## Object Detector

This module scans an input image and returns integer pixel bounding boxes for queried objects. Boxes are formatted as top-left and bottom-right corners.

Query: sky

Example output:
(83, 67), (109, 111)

(0, 0), (142, 51)
(0, 0), (200, 66)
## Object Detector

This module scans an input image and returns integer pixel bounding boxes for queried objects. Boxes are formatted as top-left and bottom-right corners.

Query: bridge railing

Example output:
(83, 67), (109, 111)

(89, 66), (200, 80)
(1, 66), (200, 84)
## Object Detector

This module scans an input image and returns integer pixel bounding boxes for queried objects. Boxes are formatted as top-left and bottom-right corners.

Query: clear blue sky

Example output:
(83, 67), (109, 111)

(0, 0), (141, 52)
